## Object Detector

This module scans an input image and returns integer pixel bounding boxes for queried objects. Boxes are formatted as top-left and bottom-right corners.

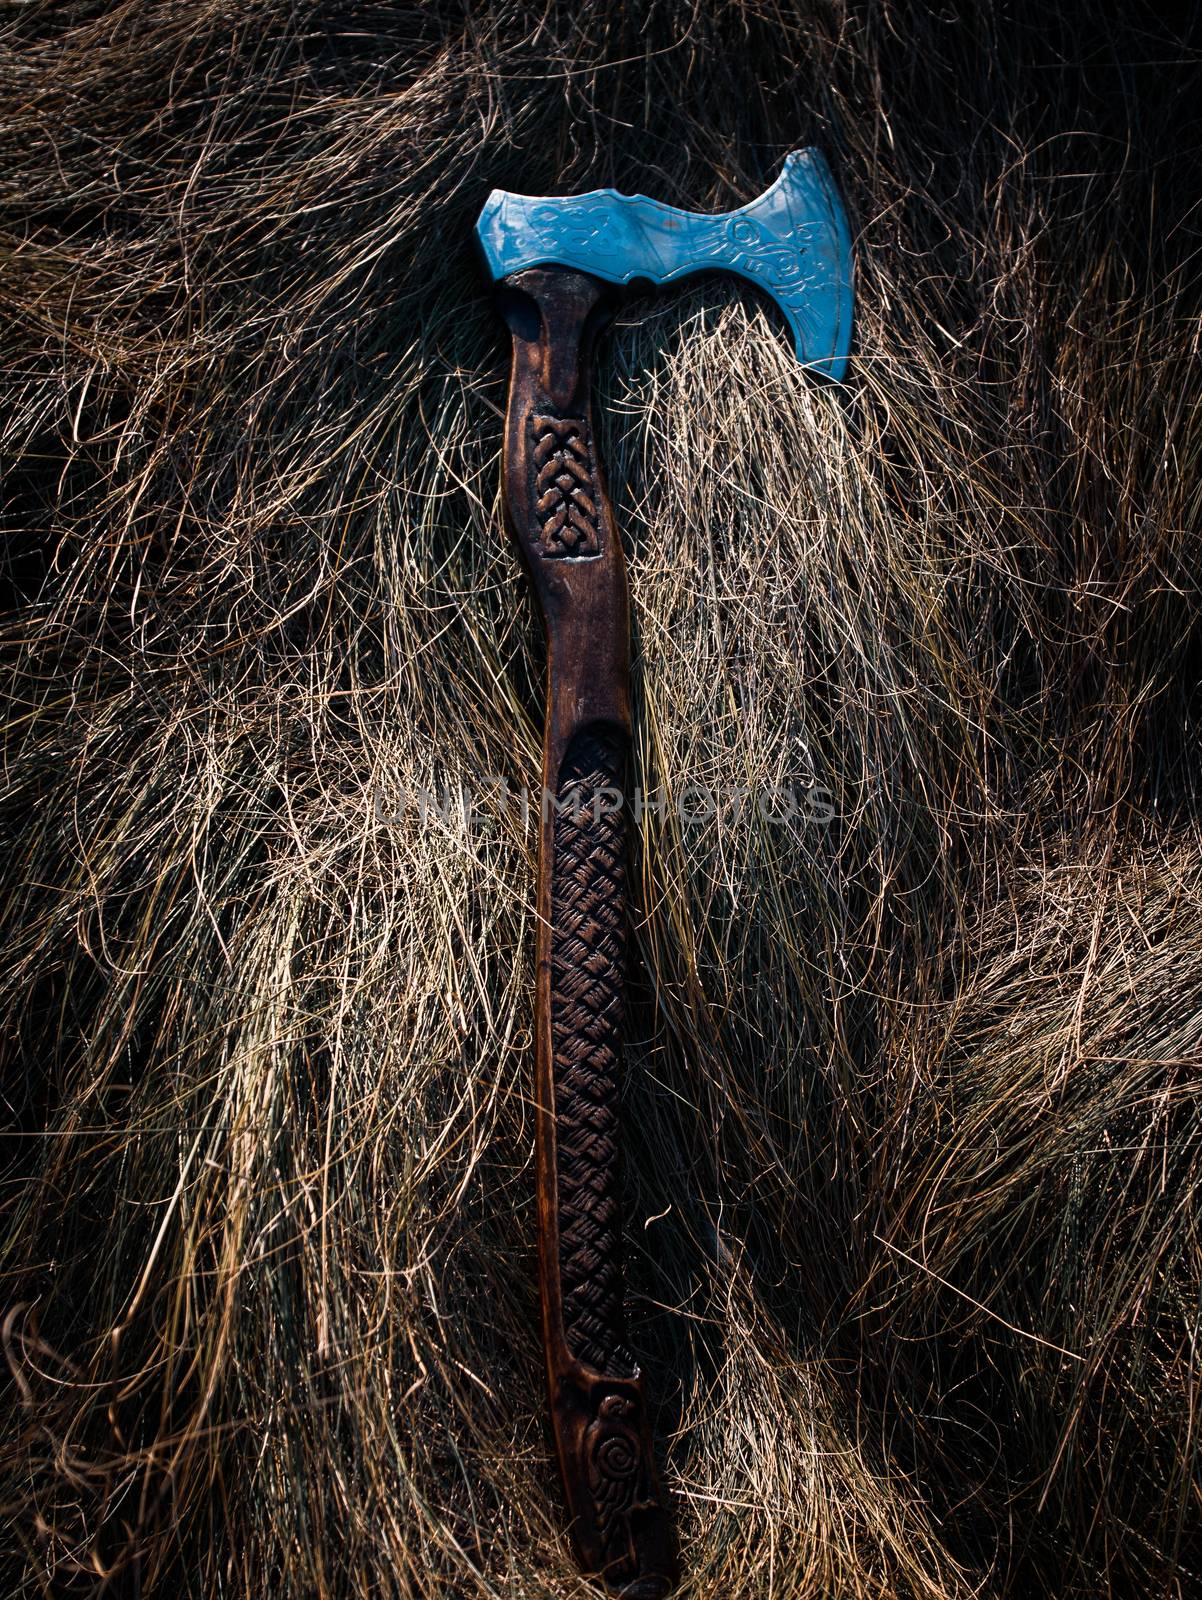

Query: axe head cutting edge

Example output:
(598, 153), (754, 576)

(475, 148), (853, 381)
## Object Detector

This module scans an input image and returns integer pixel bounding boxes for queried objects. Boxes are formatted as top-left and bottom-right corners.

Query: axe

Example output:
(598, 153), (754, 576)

(474, 151), (853, 1595)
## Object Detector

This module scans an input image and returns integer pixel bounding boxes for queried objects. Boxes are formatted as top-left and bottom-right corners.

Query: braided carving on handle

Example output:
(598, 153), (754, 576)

(550, 728), (633, 1376)
(533, 415), (602, 557)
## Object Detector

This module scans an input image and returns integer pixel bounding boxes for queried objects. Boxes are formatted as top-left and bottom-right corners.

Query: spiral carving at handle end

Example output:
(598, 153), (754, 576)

(554, 1369), (677, 1594)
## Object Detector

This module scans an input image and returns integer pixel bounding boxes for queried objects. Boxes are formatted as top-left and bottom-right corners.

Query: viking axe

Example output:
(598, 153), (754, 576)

(474, 151), (853, 1595)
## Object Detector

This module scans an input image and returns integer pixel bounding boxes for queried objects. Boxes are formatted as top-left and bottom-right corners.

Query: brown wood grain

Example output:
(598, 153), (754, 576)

(496, 267), (676, 1598)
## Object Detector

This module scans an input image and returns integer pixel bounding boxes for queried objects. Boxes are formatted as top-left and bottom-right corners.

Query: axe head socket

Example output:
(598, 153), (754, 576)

(475, 149), (853, 381)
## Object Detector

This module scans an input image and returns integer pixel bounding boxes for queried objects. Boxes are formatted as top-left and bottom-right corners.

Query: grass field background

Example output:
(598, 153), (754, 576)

(2, 3), (1200, 1595)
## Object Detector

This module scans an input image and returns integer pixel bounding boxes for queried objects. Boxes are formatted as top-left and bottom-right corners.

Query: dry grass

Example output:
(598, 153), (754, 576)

(1, 2), (1200, 1595)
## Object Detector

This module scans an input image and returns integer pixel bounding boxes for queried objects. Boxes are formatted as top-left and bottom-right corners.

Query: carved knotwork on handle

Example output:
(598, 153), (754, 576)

(532, 415), (602, 558)
(550, 728), (632, 1375)
(549, 735), (676, 1593)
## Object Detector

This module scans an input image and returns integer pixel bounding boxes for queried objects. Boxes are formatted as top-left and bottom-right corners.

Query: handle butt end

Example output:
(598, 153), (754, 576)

(552, 1365), (677, 1595)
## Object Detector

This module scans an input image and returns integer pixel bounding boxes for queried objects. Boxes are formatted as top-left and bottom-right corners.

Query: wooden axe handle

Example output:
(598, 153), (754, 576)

(497, 267), (676, 1597)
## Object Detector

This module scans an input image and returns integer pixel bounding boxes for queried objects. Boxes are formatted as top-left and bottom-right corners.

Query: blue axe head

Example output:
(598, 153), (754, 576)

(475, 149), (853, 382)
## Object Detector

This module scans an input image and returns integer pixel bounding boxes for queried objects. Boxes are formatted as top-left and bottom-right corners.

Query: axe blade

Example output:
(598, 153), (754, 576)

(475, 149), (853, 381)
